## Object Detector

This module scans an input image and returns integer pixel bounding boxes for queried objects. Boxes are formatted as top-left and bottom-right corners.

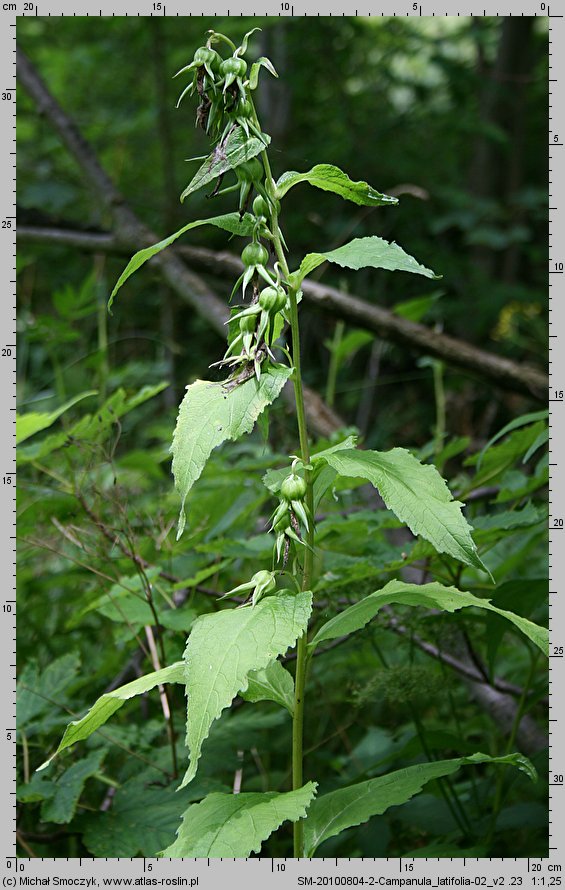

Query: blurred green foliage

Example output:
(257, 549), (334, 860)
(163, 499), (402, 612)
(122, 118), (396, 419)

(16, 17), (548, 858)
(18, 16), (548, 444)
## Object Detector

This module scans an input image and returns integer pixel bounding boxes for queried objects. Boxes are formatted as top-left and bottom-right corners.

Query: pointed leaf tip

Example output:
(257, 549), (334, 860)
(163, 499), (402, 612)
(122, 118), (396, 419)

(181, 590), (312, 785)
(320, 448), (489, 577)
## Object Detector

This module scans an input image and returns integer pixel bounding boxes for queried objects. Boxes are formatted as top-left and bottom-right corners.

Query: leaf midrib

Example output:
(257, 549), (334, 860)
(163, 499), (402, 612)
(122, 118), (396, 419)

(334, 450), (476, 558)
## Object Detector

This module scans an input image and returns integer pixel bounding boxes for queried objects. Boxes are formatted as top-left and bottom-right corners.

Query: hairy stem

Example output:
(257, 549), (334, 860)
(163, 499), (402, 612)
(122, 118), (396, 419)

(261, 134), (315, 856)
(287, 284), (315, 859)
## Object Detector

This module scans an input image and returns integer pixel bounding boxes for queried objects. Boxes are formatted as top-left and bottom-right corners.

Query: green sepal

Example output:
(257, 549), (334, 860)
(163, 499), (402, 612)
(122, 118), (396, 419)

(174, 60), (198, 78)
(223, 71), (237, 91)
(249, 56), (278, 90)
(229, 272), (244, 303)
(176, 79), (196, 108)
(229, 305), (261, 325)
(275, 533), (285, 563)
(284, 526), (304, 547)
(291, 499), (310, 531)
(257, 265), (276, 288)
(218, 580), (255, 600)
(236, 27), (262, 58)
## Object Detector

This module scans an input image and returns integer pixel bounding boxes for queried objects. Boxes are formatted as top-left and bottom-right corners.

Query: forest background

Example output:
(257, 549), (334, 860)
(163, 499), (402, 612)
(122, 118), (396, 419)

(16, 16), (549, 859)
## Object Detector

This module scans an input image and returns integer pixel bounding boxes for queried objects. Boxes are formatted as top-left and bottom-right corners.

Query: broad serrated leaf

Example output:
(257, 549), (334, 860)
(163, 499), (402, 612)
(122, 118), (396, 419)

(40, 750), (106, 825)
(295, 235), (440, 284)
(310, 579), (548, 656)
(240, 660), (295, 714)
(320, 448), (487, 575)
(182, 590), (312, 787)
(109, 213), (255, 309)
(16, 391), (97, 444)
(180, 129), (271, 202)
(276, 164), (398, 208)
(162, 783), (316, 857)
(42, 663), (185, 768)
(311, 435), (359, 462)
(304, 753), (536, 856)
(312, 465), (338, 511)
(172, 364), (292, 538)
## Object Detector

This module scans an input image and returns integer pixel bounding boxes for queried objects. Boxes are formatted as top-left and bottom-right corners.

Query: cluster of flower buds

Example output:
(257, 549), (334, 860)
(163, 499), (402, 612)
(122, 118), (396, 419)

(178, 31), (279, 219)
(175, 28), (277, 149)
(270, 460), (310, 567)
(212, 256), (289, 382)
(180, 30), (289, 387)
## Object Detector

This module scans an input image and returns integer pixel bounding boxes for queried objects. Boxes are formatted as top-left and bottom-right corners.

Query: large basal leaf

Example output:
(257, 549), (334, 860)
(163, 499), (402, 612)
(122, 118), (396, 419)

(109, 213), (254, 309)
(16, 391), (97, 444)
(172, 364), (292, 538)
(162, 783), (317, 857)
(295, 235), (440, 283)
(275, 164), (398, 208)
(310, 579), (548, 656)
(304, 753), (536, 856)
(240, 659), (295, 714)
(40, 662), (185, 768)
(180, 129), (271, 202)
(182, 590), (312, 788)
(320, 448), (488, 575)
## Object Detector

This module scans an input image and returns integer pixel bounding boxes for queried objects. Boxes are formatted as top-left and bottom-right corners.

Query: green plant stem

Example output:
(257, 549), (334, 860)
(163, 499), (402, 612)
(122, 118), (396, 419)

(260, 131), (315, 856)
(22, 731), (30, 785)
(287, 283), (315, 858)
(95, 255), (109, 403)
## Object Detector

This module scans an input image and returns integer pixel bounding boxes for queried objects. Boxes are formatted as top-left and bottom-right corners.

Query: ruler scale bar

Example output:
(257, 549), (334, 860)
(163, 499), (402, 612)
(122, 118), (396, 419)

(3, 1), (558, 882)
(549, 6), (563, 876)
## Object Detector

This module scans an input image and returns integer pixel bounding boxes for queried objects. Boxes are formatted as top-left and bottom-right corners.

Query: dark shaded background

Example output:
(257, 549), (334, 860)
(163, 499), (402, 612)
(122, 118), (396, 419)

(16, 17), (549, 860)
(17, 16), (548, 447)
